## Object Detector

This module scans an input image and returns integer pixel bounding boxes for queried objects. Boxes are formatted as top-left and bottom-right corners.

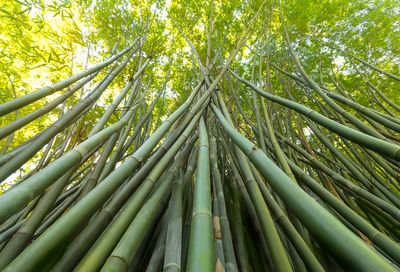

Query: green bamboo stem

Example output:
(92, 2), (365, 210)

(0, 43), (137, 117)
(326, 91), (400, 133)
(251, 64), (267, 152)
(0, 104), (136, 224)
(53, 132), (193, 272)
(335, 47), (400, 82)
(0, 48), (138, 182)
(163, 171), (184, 272)
(213, 196), (226, 272)
(234, 145), (293, 271)
(186, 117), (214, 272)
(278, 134), (400, 221)
(99, 133), (195, 272)
(78, 134), (118, 198)
(97, 98), (146, 180)
(120, 89), (163, 156)
(33, 180), (85, 236)
(2, 84), (200, 272)
(0, 72), (99, 141)
(218, 127), (273, 268)
(0, 168), (76, 269)
(272, 62), (400, 129)
(128, 206), (168, 272)
(99, 168), (177, 272)
(279, 14), (386, 140)
(74, 115), (200, 272)
(287, 160), (400, 264)
(336, 137), (400, 209)
(216, 96), (292, 272)
(354, 65), (400, 114)
(231, 71), (400, 161)
(249, 163), (325, 272)
(146, 217), (168, 272)
(88, 59), (150, 137)
(209, 138), (238, 272)
(99, 90), (157, 179)
(212, 104), (397, 271)
(305, 120), (388, 199)
(257, 91), (298, 183)
(228, 174), (250, 272)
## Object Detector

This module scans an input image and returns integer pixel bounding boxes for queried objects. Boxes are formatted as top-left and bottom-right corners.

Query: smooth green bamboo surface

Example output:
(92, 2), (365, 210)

(186, 117), (215, 272)
(231, 71), (400, 161)
(2, 85), (200, 272)
(0, 43), (137, 117)
(212, 104), (397, 272)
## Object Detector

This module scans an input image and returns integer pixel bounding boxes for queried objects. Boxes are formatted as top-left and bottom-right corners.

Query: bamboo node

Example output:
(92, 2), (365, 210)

(213, 216), (222, 240)
(99, 209), (115, 219)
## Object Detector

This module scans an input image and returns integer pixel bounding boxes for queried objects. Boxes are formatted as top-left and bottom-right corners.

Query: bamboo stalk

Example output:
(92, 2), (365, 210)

(186, 117), (214, 272)
(212, 104), (397, 271)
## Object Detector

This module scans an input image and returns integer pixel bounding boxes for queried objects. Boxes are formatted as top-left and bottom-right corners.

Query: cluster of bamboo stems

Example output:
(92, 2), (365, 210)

(1, 5), (400, 272)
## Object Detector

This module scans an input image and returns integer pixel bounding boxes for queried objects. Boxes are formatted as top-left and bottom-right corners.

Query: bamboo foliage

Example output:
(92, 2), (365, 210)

(0, 2), (400, 272)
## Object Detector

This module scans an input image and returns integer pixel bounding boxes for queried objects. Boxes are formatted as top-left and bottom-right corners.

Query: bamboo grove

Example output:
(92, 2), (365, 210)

(1, 0), (400, 271)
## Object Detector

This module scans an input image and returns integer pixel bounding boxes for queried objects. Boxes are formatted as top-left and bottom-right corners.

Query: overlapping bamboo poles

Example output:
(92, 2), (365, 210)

(1, 4), (400, 272)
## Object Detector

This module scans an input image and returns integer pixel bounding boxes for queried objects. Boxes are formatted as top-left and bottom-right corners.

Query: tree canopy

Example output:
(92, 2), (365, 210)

(0, 0), (400, 271)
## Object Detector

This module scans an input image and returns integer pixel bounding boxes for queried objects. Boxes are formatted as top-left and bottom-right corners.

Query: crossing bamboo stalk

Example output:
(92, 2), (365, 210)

(212, 104), (397, 271)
